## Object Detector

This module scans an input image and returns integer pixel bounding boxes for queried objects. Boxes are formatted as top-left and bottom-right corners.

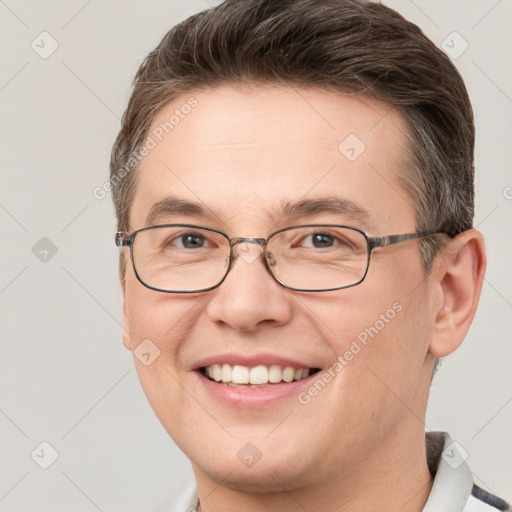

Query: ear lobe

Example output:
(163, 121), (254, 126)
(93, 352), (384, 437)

(429, 229), (486, 358)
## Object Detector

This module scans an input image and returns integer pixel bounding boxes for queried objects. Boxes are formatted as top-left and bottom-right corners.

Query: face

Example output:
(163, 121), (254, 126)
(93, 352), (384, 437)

(121, 85), (438, 492)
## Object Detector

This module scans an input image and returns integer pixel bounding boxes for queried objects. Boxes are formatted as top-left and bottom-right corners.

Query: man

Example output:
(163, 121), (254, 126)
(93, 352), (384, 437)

(109, 0), (510, 510)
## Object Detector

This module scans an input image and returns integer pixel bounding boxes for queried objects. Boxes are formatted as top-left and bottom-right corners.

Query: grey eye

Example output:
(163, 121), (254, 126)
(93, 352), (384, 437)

(180, 233), (206, 248)
(310, 233), (334, 248)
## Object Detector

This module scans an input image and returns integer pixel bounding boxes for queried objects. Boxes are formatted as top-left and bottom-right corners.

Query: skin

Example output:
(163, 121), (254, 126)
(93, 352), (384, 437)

(120, 84), (486, 512)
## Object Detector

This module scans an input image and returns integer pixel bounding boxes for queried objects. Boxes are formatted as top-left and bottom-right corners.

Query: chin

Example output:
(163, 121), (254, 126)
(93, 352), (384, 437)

(191, 449), (317, 493)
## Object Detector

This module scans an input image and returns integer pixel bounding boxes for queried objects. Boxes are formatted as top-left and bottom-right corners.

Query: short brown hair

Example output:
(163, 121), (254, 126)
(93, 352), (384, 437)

(110, 0), (474, 274)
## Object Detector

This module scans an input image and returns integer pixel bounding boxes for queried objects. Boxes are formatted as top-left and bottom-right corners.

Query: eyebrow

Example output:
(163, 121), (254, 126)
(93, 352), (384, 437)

(279, 197), (371, 227)
(144, 195), (372, 230)
(145, 196), (207, 226)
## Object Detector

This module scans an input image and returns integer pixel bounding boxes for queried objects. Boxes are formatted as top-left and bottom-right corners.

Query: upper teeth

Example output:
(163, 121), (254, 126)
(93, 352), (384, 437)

(204, 364), (311, 385)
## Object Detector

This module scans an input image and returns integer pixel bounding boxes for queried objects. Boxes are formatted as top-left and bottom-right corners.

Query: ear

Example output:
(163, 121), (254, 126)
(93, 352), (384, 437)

(120, 253), (133, 351)
(429, 229), (486, 358)
(121, 289), (132, 351)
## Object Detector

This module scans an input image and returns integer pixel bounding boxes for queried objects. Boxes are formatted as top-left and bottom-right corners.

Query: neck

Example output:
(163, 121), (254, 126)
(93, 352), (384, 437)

(192, 427), (433, 512)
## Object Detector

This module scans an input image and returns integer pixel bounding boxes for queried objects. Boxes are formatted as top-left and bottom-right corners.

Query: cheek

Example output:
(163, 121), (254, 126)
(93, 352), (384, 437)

(123, 277), (206, 370)
(301, 286), (399, 354)
(123, 285), (206, 434)
(349, 287), (433, 410)
(305, 267), (432, 395)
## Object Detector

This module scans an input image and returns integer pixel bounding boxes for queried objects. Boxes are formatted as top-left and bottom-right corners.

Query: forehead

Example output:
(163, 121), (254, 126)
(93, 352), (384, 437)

(131, 84), (414, 233)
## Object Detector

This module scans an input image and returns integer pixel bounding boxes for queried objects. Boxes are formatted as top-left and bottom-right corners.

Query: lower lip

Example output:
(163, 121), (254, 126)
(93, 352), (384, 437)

(194, 370), (318, 408)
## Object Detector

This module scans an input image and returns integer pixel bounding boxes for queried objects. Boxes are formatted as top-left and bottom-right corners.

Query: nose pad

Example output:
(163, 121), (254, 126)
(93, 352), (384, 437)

(265, 250), (277, 267)
(235, 242), (264, 264)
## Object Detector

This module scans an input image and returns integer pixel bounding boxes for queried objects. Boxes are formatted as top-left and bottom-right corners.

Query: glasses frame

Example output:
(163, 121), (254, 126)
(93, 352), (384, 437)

(115, 223), (450, 293)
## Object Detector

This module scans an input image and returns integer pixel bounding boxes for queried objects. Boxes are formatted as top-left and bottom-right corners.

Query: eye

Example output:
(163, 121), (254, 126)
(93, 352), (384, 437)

(300, 232), (343, 249)
(169, 232), (210, 249)
(309, 233), (335, 248)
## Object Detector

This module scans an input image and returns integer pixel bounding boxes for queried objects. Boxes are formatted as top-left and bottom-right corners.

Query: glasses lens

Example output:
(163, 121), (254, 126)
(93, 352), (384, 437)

(132, 226), (230, 292)
(267, 226), (369, 290)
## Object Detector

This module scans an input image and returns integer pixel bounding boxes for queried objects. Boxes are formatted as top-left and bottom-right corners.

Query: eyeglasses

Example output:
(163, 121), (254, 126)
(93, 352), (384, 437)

(115, 224), (448, 293)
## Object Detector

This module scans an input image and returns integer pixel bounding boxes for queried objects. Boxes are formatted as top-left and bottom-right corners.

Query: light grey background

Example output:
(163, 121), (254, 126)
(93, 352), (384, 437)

(1, 1), (510, 510)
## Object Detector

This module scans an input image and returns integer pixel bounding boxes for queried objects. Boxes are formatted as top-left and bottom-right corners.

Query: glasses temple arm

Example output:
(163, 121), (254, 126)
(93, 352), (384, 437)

(369, 232), (444, 249)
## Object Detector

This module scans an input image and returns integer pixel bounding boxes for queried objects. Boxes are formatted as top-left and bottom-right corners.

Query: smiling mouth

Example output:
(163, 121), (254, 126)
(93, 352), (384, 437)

(199, 364), (321, 387)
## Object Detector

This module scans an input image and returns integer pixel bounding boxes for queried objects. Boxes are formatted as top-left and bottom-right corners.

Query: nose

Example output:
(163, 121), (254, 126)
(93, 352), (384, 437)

(205, 242), (294, 332)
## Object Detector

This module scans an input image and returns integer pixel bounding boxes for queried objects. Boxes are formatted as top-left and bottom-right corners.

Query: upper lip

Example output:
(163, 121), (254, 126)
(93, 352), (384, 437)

(192, 353), (322, 371)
